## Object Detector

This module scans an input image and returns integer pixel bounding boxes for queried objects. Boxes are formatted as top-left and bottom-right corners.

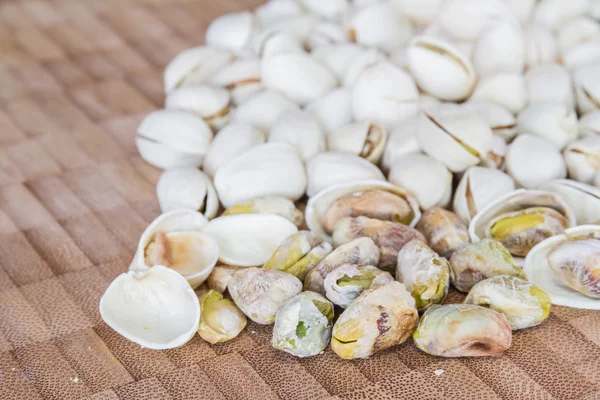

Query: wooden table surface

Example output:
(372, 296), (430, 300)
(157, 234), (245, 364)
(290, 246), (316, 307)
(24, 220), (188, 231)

(1, 1), (600, 399)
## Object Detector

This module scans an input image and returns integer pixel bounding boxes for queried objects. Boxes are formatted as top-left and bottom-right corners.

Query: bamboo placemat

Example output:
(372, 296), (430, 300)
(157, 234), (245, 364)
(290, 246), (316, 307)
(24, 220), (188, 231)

(1, 1), (600, 399)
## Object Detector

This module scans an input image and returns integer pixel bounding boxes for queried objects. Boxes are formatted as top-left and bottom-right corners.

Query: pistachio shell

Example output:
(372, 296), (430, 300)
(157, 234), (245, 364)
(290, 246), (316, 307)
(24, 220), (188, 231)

(416, 208), (470, 258)
(299, 0), (348, 19)
(206, 11), (255, 52)
(579, 111), (600, 136)
(392, 0), (443, 25)
(255, 0), (302, 28)
(223, 196), (304, 227)
(306, 21), (348, 50)
(233, 90), (300, 131)
(306, 88), (353, 135)
(324, 264), (394, 308)
(472, 20), (524, 77)
(462, 101), (517, 141)
(534, 0), (590, 30)
(327, 122), (387, 164)
(471, 73), (528, 114)
(437, 0), (514, 42)
(164, 47), (234, 93)
(517, 103), (578, 150)
(563, 137), (600, 184)
(381, 115), (421, 173)
(198, 290), (247, 344)
(209, 57), (260, 88)
(573, 64), (600, 115)
(558, 16), (600, 54)
(543, 180), (600, 226)
(525, 63), (574, 109)
(269, 110), (325, 160)
(312, 44), (364, 82)
(156, 167), (219, 219)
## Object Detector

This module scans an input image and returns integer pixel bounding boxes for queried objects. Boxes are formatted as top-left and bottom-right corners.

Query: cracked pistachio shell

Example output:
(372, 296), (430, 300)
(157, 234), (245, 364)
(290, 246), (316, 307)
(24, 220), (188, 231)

(418, 109), (493, 173)
(306, 87), (353, 135)
(312, 44), (364, 82)
(573, 64), (600, 115)
(304, 237), (380, 295)
(351, 61), (419, 130)
(472, 20), (525, 77)
(543, 180), (600, 225)
(525, 64), (575, 109)
(261, 53), (337, 105)
(342, 48), (386, 88)
(481, 133), (507, 169)
(223, 196), (303, 227)
(252, 29), (304, 59)
(228, 267), (302, 324)
(416, 208), (470, 258)
(264, 231), (332, 281)
(231, 83), (263, 105)
(156, 167), (219, 219)
(559, 16), (600, 54)
(207, 265), (243, 294)
(204, 213), (298, 267)
(413, 304), (512, 357)
(450, 239), (527, 293)
(465, 275), (551, 330)
(331, 281), (418, 359)
(517, 103), (578, 150)
(136, 110), (213, 170)
(524, 25), (558, 69)
(269, 110), (325, 161)
(347, 2), (413, 53)
(579, 111), (600, 136)
(306, 21), (348, 50)
(462, 101), (517, 141)
(471, 73), (528, 114)
(198, 290), (247, 344)
(325, 264), (394, 308)
(214, 143), (307, 209)
(534, 0), (591, 31)
(305, 152), (385, 198)
(525, 225), (600, 309)
(388, 154), (453, 210)
(202, 123), (265, 178)
(272, 291), (334, 357)
(333, 216), (426, 273)
(391, 0), (443, 25)
(564, 137), (600, 184)
(381, 115), (421, 173)
(437, 0), (514, 42)
(206, 11), (256, 52)
(504, 134), (567, 189)
(233, 90), (299, 131)
(396, 240), (450, 312)
(453, 166), (516, 224)
(209, 58), (260, 102)
(327, 122), (387, 164)
(164, 47), (234, 93)
(165, 85), (231, 126)
(100, 265), (200, 350)
(407, 36), (476, 102)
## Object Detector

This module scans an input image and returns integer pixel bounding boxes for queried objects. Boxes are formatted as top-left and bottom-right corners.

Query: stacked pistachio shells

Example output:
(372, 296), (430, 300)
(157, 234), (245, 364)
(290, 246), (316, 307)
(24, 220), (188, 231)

(100, 0), (600, 355)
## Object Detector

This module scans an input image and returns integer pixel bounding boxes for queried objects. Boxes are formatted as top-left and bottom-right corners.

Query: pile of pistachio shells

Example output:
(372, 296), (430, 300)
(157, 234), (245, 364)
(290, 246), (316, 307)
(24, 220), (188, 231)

(100, 0), (600, 359)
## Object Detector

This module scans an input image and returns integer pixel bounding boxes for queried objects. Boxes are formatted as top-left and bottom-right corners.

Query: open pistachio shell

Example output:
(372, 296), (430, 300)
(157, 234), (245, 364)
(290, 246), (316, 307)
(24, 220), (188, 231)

(524, 225), (600, 309)
(198, 290), (247, 344)
(413, 304), (512, 357)
(165, 85), (232, 129)
(465, 275), (551, 330)
(331, 281), (418, 359)
(543, 180), (600, 225)
(324, 264), (394, 308)
(163, 46), (234, 92)
(156, 167), (219, 219)
(222, 196), (304, 227)
(328, 122), (388, 164)
(563, 136), (600, 185)
(416, 208), (469, 258)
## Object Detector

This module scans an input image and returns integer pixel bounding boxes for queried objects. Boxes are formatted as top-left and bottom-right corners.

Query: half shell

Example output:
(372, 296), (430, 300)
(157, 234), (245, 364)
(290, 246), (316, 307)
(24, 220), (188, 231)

(156, 167), (219, 219)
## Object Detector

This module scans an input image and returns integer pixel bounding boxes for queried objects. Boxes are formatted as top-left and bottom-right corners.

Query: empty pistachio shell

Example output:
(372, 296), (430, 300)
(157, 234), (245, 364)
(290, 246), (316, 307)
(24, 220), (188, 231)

(312, 44), (364, 82)
(198, 290), (247, 344)
(207, 265), (243, 294)
(472, 20), (524, 77)
(558, 16), (600, 54)
(462, 101), (517, 141)
(206, 11), (256, 52)
(579, 111), (600, 137)
(304, 237), (381, 295)
(348, 2), (413, 53)
(209, 57), (260, 89)
(573, 63), (600, 115)
(264, 231), (332, 281)
(328, 122), (387, 164)
(331, 281), (418, 359)
(233, 90), (299, 131)
(223, 196), (303, 227)
(269, 110), (325, 161)
(548, 237), (600, 299)
(471, 72), (527, 114)
(324, 264), (394, 308)
(306, 88), (353, 135)
(396, 240), (450, 312)
(563, 137), (600, 184)
(517, 103), (578, 150)
(534, 0), (590, 30)
(450, 239), (527, 293)
(343, 48), (386, 88)
(525, 64), (575, 109)
(413, 304), (512, 357)
(164, 47), (234, 93)
(465, 275), (551, 330)
(165, 84), (232, 129)
(228, 268), (302, 324)
(416, 208), (470, 258)
(272, 291), (334, 357)
(333, 216), (426, 273)
(381, 115), (421, 173)
(524, 25), (558, 69)
(156, 167), (219, 219)
(543, 180), (600, 225)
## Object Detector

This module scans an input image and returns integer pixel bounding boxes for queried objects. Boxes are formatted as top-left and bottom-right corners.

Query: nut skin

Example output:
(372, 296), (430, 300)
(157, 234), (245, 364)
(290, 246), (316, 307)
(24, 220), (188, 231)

(416, 208), (470, 258)
(324, 264), (394, 308)
(198, 290), (247, 344)
(332, 216), (426, 273)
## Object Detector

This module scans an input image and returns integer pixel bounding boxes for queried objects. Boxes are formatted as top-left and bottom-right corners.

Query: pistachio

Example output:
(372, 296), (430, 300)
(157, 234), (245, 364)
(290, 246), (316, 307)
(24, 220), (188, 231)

(564, 137), (600, 184)
(543, 180), (600, 225)
(534, 0), (590, 30)
(233, 90), (299, 131)
(471, 72), (528, 114)
(198, 290), (247, 344)
(523, 25), (558, 69)
(165, 84), (232, 130)
(558, 16), (600, 54)
(306, 88), (353, 135)
(437, 0), (514, 42)
(381, 115), (421, 173)
(472, 20), (525, 77)
(416, 208), (470, 258)
(517, 103), (578, 150)
(525, 63), (575, 109)
(393, 0), (443, 25)
(573, 64), (600, 115)
(269, 110), (325, 161)
(462, 101), (518, 141)
(206, 11), (255, 52)
(223, 196), (303, 227)
(548, 237), (600, 299)
(328, 122), (388, 164)
(324, 264), (394, 308)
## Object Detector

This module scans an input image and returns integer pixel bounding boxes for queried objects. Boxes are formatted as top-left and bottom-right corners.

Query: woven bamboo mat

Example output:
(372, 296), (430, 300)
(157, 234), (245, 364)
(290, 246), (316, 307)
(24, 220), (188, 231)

(1, 0), (600, 399)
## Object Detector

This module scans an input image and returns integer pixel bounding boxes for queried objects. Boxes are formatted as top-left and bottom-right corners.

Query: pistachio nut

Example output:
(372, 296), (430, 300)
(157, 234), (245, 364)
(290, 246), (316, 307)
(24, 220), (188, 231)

(437, 0), (514, 42)
(228, 267), (302, 324)
(388, 153), (453, 210)
(206, 11), (256, 52)
(504, 134), (567, 189)
(534, 0), (590, 30)
(523, 25), (558, 69)
(264, 231), (333, 281)
(465, 275), (551, 330)
(396, 240), (450, 312)
(269, 110), (325, 160)
(198, 290), (247, 344)
(324, 264), (394, 308)
(413, 304), (512, 357)
(331, 281), (418, 359)
(351, 61), (420, 130)
(573, 63), (600, 115)
(471, 72), (528, 114)
(563, 137), (600, 184)
(392, 0), (443, 26)
(381, 115), (421, 173)
(136, 109), (213, 170)
(304, 237), (381, 295)
(233, 90), (299, 131)
(462, 101), (517, 141)
(207, 265), (243, 294)
(156, 167), (219, 219)
(164, 46), (234, 93)
(525, 63), (575, 109)
(517, 102), (578, 150)
(223, 196), (304, 227)
(450, 239), (526, 293)
(543, 180), (600, 225)
(558, 16), (600, 55)
(579, 111), (600, 137)
(416, 208), (470, 258)
(306, 88), (353, 135)
(472, 20), (525, 77)
(327, 122), (387, 164)
(332, 216), (426, 273)
(272, 291), (334, 357)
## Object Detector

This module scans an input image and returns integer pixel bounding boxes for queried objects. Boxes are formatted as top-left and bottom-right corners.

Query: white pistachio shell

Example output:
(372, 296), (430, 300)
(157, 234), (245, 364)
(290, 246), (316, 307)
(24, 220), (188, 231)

(165, 85), (231, 124)
(255, 0), (302, 28)
(299, 0), (348, 19)
(100, 265), (200, 349)
(214, 143), (307, 208)
(504, 134), (567, 189)
(342, 48), (385, 88)
(573, 63), (600, 115)
(407, 36), (476, 102)
(261, 53), (338, 105)
(517, 103), (578, 150)
(312, 44), (365, 81)
(209, 57), (260, 89)
(543, 180), (600, 225)
(580, 111), (600, 136)
(472, 20), (524, 77)
(437, 0), (514, 42)
(206, 11), (256, 52)
(525, 64), (575, 109)
(269, 110), (325, 161)
(253, 30), (305, 58)
(307, 21), (348, 50)
(305, 152), (385, 198)
(523, 25), (558, 69)
(136, 110), (213, 170)
(233, 90), (299, 131)
(564, 136), (600, 184)
(156, 167), (219, 219)
(351, 61), (419, 130)
(392, 0), (443, 25)
(204, 214), (298, 267)
(481, 134), (507, 169)
(388, 153), (453, 210)
(558, 16), (600, 54)
(305, 180), (421, 243)
(306, 88), (353, 135)
(471, 73), (528, 114)
(534, 0), (591, 31)
(164, 47), (234, 93)
(561, 40), (600, 70)
(524, 225), (600, 309)
(462, 101), (517, 141)
(231, 83), (264, 105)
(267, 14), (319, 43)
(503, 0), (536, 23)
(453, 167), (516, 224)
(202, 123), (265, 178)
(327, 122), (387, 164)
(381, 115), (421, 173)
